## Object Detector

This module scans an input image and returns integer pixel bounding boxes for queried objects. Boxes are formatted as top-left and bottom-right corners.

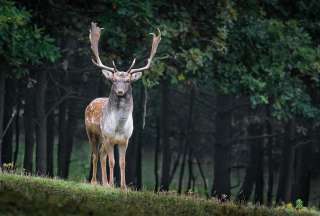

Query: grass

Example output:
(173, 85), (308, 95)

(10, 136), (320, 207)
(0, 173), (319, 216)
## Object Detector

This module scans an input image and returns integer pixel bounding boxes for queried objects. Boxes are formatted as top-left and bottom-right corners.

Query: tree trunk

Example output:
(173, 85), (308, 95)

(126, 89), (140, 187)
(113, 145), (120, 186)
(0, 69), (5, 167)
(126, 84), (145, 188)
(13, 98), (21, 166)
(178, 85), (195, 193)
(57, 67), (72, 179)
(276, 120), (295, 204)
(211, 95), (232, 199)
(195, 155), (209, 197)
(59, 101), (77, 178)
(178, 138), (188, 194)
(135, 84), (146, 190)
(237, 123), (262, 202)
(23, 84), (35, 173)
(46, 111), (55, 177)
(35, 71), (47, 175)
(1, 79), (15, 164)
(293, 140), (312, 205)
(46, 78), (55, 177)
(235, 119), (264, 204)
(126, 135), (137, 185)
(57, 99), (66, 177)
(65, 108), (76, 177)
(186, 86), (196, 193)
(186, 147), (195, 192)
(154, 116), (160, 192)
(266, 110), (274, 206)
(160, 78), (171, 191)
(168, 131), (183, 184)
(254, 137), (264, 204)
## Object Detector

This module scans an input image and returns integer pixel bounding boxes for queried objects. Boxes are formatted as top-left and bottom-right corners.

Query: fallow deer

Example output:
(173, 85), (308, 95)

(85, 22), (161, 189)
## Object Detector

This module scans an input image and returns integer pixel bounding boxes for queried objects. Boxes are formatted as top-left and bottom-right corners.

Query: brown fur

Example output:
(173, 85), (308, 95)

(85, 97), (108, 135)
(84, 98), (108, 185)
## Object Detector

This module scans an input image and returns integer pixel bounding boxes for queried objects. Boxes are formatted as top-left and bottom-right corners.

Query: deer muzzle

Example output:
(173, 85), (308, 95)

(116, 90), (125, 96)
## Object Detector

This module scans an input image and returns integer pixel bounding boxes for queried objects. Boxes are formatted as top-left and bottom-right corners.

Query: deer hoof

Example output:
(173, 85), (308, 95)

(90, 180), (98, 185)
(120, 185), (127, 191)
(102, 182), (110, 187)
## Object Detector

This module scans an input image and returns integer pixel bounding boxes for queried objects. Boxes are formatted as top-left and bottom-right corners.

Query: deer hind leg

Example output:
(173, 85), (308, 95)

(88, 132), (99, 185)
(119, 142), (128, 190)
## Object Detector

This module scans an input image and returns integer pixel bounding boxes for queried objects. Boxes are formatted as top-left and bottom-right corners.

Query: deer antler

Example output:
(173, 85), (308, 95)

(129, 29), (161, 74)
(112, 60), (118, 72)
(126, 58), (136, 73)
(89, 22), (115, 72)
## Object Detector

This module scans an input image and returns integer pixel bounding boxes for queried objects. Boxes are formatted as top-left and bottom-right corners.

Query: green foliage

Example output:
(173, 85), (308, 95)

(0, 0), (60, 77)
(214, 17), (320, 119)
(3, 0), (317, 120)
(95, 0), (216, 87)
(0, 174), (318, 216)
(94, 0), (320, 119)
(1, 162), (15, 173)
(275, 201), (319, 216)
(296, 199), (304, 210)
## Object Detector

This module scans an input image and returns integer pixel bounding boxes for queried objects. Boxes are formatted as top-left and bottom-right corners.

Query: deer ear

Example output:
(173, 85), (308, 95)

(130, 72), (142, 82)
(102, 70), (114, 80)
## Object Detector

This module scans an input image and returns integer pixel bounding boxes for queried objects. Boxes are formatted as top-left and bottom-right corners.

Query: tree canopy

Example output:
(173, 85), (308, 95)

(0, 0), (60, 77)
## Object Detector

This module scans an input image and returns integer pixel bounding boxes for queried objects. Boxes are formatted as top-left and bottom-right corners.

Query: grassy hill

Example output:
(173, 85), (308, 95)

(0, 173), (318, 216)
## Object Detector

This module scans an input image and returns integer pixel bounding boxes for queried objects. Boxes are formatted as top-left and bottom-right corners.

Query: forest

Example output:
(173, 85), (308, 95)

(0, 0), (320, 211)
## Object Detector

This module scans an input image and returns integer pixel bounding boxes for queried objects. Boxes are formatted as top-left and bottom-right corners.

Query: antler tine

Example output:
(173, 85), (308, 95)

(89, 22), (115, 72)
(112, 60), (118, 72)
(130, 28), (161, 74)
(126, 58), (136, 73)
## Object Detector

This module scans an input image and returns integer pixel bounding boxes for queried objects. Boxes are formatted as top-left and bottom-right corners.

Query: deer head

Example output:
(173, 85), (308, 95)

(89, 22), (161, 96)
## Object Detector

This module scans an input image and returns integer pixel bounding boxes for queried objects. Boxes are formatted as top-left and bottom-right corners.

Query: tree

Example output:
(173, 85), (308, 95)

(211, 95), (232, 198)
(0, 0), (60, 171)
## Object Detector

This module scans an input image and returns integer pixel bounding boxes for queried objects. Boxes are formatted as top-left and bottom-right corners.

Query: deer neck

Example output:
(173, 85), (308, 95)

(107, 85), (133, 115)
(100, 85), (134, 140)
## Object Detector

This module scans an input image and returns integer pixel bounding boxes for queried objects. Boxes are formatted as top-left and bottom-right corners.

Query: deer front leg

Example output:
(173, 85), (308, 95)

(119, 143), (128, 190)
(106, 145), (115, 187)
(100, 145), (109, 187)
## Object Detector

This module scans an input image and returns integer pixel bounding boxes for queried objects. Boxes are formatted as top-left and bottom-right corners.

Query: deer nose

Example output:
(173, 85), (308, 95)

(117, 90), (124, 96)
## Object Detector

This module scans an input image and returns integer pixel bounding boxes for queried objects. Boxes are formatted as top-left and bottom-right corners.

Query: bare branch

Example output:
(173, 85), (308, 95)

(0, 110), (17, 145)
